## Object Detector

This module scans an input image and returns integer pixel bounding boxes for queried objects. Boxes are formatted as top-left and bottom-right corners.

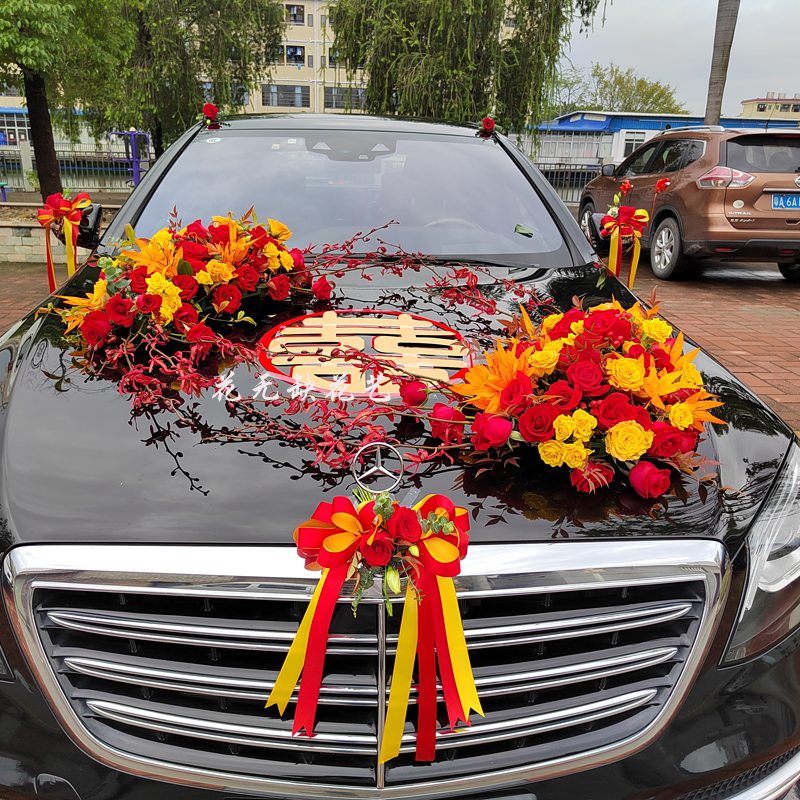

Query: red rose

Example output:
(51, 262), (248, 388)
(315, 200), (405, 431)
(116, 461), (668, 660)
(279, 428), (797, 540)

(399, 379), (427, 407)
(631, 405), (653, 430)
(212, 284), (242, 314)
(208, 223), (231, 245)
(648, 421), (684, 458)
(499, 374), (532, 413)
(518, 403), (560, 443)
(185, 220), (209, 239)
(172, 274), (198, 301)
(181, 241), (208, 261)
(290, 248), (305, 269)
(267, 274), (291, 301)
(105, 294), (135, 327)
(679, 429), (699, 454)
(482, 116), (495, 134)
(594, 392), (637, 430)
(565, 362), (607, 397)
(650, 346), (673, 371)
(235, 264), (260, 292)
(570, 461), (615, 493)
(583, 309), (632, 345)
(136, 293), (162, 314)
(79, 310), (112, 347)
(547, 308), (586, 340)
(130, 267), (149, 294)
(430, 403), (466, 445)
(173, 304), (199, 332)
(386, 507), (422, 543)
(248, 226), (268, 249)
(545, 380), (582, 411)
(203, 103), (218, 121)
(471, 413), (512, 451)
(312, 276), (333, 301)
(186, 321), (215, 357)
(360, 529), (394, 567)
(629, 460), (672, 499)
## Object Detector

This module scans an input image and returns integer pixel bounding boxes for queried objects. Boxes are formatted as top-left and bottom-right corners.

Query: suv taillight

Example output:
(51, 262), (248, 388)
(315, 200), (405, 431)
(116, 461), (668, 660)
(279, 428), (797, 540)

(697, 166), (755, 189)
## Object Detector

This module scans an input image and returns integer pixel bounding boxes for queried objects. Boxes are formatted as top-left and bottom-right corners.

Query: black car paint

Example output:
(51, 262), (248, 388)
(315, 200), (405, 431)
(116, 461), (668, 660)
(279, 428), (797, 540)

(0, 115), (797, 800)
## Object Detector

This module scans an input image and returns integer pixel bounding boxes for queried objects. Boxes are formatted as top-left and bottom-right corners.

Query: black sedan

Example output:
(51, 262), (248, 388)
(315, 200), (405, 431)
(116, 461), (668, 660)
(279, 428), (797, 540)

(1, 115), (800, 800)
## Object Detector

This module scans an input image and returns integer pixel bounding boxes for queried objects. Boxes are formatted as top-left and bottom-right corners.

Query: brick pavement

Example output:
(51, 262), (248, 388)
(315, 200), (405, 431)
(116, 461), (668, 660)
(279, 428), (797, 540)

(1, 258), (799, 428)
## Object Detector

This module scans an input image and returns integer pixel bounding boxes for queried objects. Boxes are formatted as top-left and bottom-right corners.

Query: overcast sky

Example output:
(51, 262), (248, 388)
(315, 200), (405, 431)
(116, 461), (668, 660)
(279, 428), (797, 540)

(563, 0), (800, 117)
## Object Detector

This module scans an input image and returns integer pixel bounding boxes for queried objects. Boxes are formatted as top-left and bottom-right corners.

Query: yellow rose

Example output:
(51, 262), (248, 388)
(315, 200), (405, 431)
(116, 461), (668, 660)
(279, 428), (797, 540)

(669, 402), (694, 430)
(538, 440), (565, 468)
(572, 408), (598, 441)
(196, 269), (214, 286)
(682, 362), (703, 386)
(570, 319), (585, 335)
(279, 249), (294, 270)
(264, 241), (281, 272)
(642, 318), (673, 344)
(150, 229), (173, 246)
(563, 442), (593, 470)
(606, 356), (646, 392)
(207, 260), (234, 284)
(159, 296), (182, 325)
(89, 279), (109, 309)
(528, 348), (559, 377)
(146, 272), (169, 295)
(542, 337), (565, 353)
(553, 414), (576, 441)
(541, 313), (563, 335)
(605, 420), (654, 462)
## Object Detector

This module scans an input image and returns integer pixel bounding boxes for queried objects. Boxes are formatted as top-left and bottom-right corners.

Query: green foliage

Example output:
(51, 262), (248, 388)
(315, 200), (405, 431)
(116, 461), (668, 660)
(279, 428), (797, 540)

(331, 0), (601, 132)
(107, 0), (287, 154)
(575, 62), (689, 115)
(0, 0), (135, 139)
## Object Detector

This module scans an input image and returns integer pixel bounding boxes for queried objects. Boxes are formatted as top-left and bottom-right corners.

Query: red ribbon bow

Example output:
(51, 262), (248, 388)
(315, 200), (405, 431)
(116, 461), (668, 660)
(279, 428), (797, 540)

(37, 192), (92, 292)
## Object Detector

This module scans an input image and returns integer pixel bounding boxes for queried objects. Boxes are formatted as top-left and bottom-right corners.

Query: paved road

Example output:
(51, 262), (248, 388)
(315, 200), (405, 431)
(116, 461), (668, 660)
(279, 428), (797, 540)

(1, 256), (799, 430)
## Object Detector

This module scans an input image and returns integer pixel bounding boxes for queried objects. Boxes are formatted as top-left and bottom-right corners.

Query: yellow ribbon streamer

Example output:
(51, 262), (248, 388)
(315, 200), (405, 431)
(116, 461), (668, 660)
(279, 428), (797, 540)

(379, 582), (419, 764)
(265, 567), (329, 713)
(437, 575), (483, 720)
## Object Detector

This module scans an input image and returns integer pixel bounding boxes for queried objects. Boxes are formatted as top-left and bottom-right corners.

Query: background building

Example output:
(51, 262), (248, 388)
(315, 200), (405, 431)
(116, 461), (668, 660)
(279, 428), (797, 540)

(740, 92), (800, 119)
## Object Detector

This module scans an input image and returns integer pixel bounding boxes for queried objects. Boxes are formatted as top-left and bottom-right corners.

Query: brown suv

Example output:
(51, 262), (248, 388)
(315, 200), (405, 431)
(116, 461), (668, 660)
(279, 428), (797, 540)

(579, 127), (800, 280)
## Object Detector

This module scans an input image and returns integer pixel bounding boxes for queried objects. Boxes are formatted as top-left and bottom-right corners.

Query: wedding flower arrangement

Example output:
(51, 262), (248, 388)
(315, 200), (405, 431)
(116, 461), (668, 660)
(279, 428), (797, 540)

(444, 300), (724, 497)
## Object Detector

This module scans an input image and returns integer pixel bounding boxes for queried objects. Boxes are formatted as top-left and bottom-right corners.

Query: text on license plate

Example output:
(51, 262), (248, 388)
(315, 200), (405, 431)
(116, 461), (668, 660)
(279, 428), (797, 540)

(771, 193), (800, 210)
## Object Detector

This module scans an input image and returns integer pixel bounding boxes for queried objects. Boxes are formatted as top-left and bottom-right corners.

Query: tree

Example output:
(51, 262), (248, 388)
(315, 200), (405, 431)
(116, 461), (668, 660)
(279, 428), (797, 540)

(704, 0), (740, 125)
(577, 62), (688, 114)
(0, 0), (134, 200)
(108, 0), (287, 157)
(330, 0), (602, 133)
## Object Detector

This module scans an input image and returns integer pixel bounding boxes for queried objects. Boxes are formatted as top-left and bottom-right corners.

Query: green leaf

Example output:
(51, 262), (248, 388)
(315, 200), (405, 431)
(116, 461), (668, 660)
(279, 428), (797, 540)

(177, 259), (194, 276)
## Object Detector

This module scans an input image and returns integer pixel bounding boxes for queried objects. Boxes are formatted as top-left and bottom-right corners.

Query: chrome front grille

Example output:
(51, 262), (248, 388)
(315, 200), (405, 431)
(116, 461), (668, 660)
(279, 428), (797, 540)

(4, 541), (728, 799)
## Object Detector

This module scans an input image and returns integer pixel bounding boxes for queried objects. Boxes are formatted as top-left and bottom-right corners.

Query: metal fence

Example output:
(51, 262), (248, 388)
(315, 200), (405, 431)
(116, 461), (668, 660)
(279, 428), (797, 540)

(0, 141), (153, 193)
(533, 161), (601, 204)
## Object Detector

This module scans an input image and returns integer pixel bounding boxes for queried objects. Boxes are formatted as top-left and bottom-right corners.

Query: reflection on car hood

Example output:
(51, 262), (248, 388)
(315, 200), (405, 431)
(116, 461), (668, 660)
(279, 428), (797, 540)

(0, 264), (792, 555)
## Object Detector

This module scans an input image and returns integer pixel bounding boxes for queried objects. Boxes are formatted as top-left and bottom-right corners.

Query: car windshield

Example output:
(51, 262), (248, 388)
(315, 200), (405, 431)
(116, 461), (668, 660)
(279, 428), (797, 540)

(133, 129), (568, 265)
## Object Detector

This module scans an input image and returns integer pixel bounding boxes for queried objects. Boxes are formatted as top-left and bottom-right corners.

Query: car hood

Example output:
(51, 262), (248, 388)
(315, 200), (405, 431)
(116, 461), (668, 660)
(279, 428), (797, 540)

(0, 263), (792, 556)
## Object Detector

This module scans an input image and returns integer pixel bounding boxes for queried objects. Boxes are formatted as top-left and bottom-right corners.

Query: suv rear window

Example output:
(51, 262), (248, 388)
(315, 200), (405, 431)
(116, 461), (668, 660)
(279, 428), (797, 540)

(727, 135), (800, 174)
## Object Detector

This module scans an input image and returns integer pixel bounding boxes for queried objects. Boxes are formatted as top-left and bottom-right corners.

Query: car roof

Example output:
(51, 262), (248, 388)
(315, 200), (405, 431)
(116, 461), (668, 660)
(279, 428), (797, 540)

(211, 113), (482, 137)
(650, 127), (800, 141)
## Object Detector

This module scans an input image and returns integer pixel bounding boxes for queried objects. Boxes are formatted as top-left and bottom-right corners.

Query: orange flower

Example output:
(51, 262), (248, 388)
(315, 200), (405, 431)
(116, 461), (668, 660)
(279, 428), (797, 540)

(120, 234), (183, 278)
(451, 342), (535, 413)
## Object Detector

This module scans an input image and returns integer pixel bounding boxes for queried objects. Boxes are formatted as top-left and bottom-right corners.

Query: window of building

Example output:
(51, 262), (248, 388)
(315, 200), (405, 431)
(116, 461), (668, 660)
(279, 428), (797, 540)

(268, 46), (285, 65)
(261, 84), (311, 108)
(757, 104), (767, 112)
(504, 16), (517, 27)
(328, 49), (338, 68)
(286, 45), (305, 65)
(324, 86), (367, 110)
(232, 83), (249, 106)
(286, 4), (304, 24)
(0, 112), (30, 145)
(0, 82), (21, 97)
(307, 13), (313, 25)
(622, 131), (646, 158)
(320, 56), (326, 69)
(307, 55), (313, 69)
(201, 81), (213, 102)
(794, 105), (800, 113)
(781, 104), (791, 112)
(320, 14), (326, 27)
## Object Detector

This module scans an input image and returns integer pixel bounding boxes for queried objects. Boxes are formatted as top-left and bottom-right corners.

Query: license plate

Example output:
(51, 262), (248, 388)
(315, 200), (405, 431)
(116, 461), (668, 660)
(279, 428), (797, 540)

(771, 193), (800, 210)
